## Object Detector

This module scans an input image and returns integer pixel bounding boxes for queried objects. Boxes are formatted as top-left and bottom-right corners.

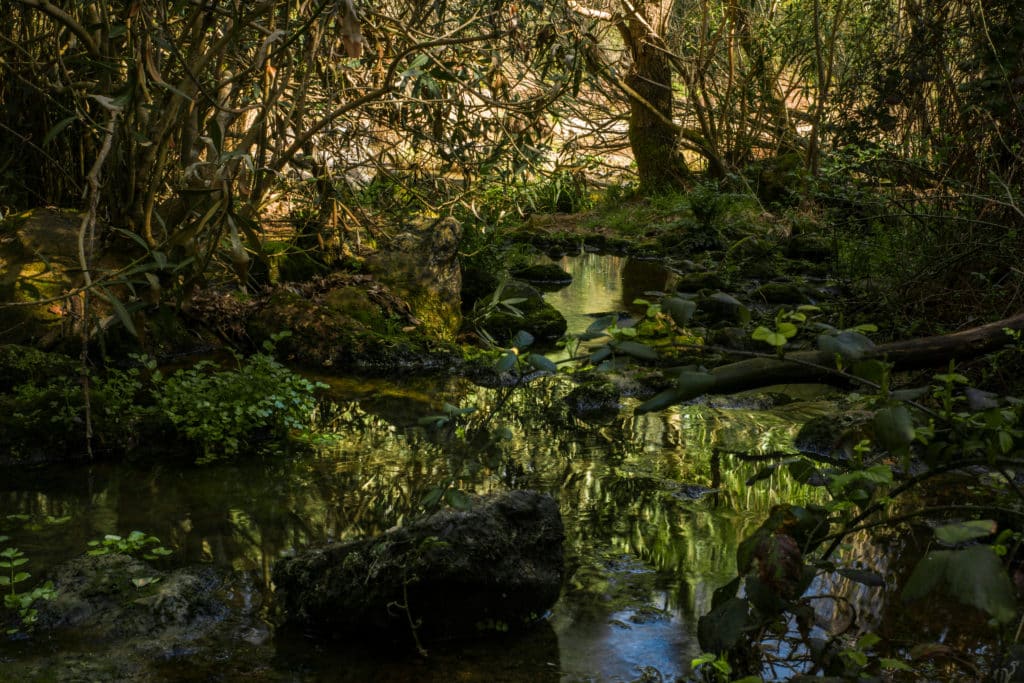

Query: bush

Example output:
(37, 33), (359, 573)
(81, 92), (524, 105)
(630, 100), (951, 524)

(151, 334), (325, 463)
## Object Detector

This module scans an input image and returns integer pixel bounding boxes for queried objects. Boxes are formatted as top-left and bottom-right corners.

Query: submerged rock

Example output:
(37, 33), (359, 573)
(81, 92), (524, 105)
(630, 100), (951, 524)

(272, 490), (565, 643)
(16, 553), (268, 681)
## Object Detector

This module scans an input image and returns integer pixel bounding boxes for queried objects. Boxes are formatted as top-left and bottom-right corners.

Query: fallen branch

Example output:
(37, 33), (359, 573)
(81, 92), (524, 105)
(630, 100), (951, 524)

(638, 311), (1024, 412)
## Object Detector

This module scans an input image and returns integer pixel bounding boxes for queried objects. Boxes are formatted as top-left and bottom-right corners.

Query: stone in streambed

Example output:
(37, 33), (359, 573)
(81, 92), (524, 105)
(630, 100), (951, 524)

(272, 490), (564, 644)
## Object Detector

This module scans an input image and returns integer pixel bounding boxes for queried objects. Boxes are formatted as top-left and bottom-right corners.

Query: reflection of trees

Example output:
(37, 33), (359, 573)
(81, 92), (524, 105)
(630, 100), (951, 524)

(1, 375), (827, 623)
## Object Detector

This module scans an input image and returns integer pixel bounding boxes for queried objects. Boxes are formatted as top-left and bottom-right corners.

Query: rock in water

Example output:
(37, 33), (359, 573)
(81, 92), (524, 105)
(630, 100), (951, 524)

(272, 490), (564, 642)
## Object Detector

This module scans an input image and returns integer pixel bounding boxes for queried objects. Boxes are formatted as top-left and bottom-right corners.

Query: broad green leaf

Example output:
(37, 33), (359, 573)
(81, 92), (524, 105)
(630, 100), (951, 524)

(904, 546), (1016, 623)
(857, 632), (881, 650)
(444, 488), (472, 511)
(586, 315), (617, 334)
(777, 321), (798, 338)
(526, 353), (557, 373)
(837, 567), (885, 587)
(874, 405), (915, 452)
(510, 330), (534, 350)
(697, 597), (750, 653)
(494, 351), (517, 373)
(945, 545), (1016, 623)
(615, 340), (659, 361)
(934, 519), (996, 546)
(13, 572), (30, 583)
(588, 346), (612, 364)
(817, 330), (876, 360)
(420, 487), (445, 509)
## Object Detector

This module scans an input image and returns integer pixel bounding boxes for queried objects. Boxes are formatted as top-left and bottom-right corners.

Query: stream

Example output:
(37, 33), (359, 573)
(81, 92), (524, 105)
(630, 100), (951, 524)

(0, 255), (867, 681)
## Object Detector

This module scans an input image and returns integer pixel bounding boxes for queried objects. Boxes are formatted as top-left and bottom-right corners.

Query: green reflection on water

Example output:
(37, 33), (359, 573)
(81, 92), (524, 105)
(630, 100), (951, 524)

(0, 373), (832, 680)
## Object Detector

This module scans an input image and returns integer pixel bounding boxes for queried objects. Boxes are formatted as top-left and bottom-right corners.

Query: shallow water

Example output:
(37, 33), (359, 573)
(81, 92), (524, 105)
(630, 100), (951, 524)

(0, 254), (846, 681)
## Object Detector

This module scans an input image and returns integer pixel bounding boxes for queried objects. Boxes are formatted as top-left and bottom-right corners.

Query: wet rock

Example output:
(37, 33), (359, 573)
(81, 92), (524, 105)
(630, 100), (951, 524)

(707, 325), (757, 351)
(247, 284), (461, 374)
(365, 217), (463, 341)
(476, 280), (567, 345)
(794, 411), (875, 464)
(698, 291), (751, 326)
(675, 271), (727, 293)
(273, 490), (565, 643)
(511, 263), (573, 290)
(752, 282), (811, 305)
(21, 553), (266, 681)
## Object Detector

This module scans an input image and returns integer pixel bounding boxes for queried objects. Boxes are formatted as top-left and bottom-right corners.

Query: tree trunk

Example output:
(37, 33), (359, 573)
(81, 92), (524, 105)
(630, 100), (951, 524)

(621, 1), (691, 193)
(638, 311), (1024, 412)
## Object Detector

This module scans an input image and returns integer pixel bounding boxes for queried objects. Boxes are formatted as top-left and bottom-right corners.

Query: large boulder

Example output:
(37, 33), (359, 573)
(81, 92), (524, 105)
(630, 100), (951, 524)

(364, 217), (463, 341)
(272, 490), (565, 643)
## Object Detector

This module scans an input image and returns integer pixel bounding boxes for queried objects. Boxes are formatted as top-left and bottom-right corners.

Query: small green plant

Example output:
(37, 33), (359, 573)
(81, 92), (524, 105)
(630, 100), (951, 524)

(86, 530), (172, 561)
(0, 540), (56, 635)
(151, 332), (327, 463)
(751, 305), (821, 355)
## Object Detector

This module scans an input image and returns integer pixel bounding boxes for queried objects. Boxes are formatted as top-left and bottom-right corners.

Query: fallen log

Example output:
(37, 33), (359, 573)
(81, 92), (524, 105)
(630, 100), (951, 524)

(637, 311), (1024, 412)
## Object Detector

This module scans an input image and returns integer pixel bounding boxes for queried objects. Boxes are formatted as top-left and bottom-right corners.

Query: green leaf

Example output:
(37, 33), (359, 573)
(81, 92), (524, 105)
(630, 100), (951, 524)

(777, 321), (799, 338)
(588, 346), (612, 364)
(526, 353), (557, 373)
(420, 487), (445, 509)
(494, 351), (517, 373)
(874, 405), (915, 452)
(904, 546), (1016, 623)
(42, 115), (78, 147)
(97, 287), (138, 338)
(880, 658), (913, 672)
(614, 340), (658, 361)
(753, 326), (787, 347)
(817, 330), (876, 360)
(510, 330), (534, 350)
(934, 519), (996, 546)
(586, 315), (617, 334)
(697, 597), (750, 653)
(13, 572), (30, 583)
(444, 488), (472, 511)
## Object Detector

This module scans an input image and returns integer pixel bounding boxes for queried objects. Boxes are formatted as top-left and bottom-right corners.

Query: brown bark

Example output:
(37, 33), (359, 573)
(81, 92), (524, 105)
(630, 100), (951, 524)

(620, 1), (691, 192)
(640, 312), (1024, 411)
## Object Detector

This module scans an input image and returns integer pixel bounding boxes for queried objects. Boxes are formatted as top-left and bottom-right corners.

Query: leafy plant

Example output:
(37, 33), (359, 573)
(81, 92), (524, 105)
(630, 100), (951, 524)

(86, 531), (172, 561)
(0, 541), (55, 635)
(150, 333), (327, 463)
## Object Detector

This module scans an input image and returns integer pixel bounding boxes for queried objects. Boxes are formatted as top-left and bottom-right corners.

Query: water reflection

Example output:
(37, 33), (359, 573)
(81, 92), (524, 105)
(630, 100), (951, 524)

(540, 253), (674, 336)
(0, 374), (831, 680)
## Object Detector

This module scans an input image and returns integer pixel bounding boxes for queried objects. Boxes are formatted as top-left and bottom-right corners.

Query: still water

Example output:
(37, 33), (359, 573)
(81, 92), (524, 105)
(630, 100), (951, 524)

(0, 255), (840, 681)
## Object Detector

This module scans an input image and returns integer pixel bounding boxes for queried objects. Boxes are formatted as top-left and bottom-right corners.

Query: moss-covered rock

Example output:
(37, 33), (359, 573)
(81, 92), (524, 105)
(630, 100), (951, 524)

(273, 490), (564, 643)
(675, 271), (727, 293)
(365, 217), (462, 341)
(476, 280), (567, 345)
(248, 286), (460, 374)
